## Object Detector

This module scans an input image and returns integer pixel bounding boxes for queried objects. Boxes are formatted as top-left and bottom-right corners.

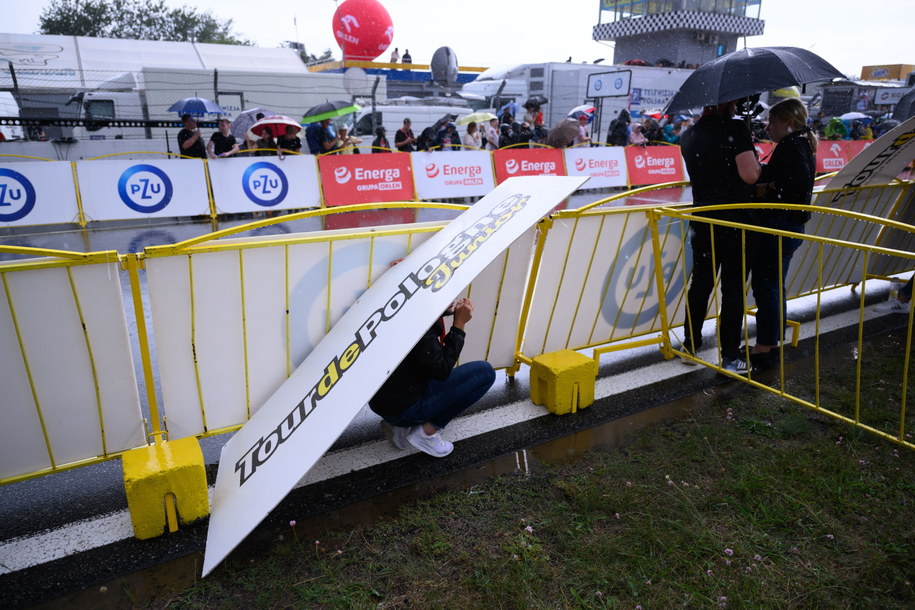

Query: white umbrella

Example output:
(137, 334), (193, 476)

(840, 111), (868, 121)
(230, 108), (277, 139)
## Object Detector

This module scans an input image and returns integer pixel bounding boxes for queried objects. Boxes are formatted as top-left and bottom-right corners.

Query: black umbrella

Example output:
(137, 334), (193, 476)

(430, 113), (458, 132)
(892, 89), (915, 121)
(664, 46), (845, 113)
(525, 94), (549, 108)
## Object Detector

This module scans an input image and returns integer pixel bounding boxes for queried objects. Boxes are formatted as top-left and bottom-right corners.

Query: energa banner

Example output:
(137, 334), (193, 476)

(625, 146), (684, 186)
(76, 159), (210, 221)
(202, 175), (587, 576)
(492, 148), (566, 184)
(318, 153), (415, 206)
(0, 161), (80, 227)
(563, 146), (627, 189)
(411, 150), (495, 199)
(208, 155), (321, 214)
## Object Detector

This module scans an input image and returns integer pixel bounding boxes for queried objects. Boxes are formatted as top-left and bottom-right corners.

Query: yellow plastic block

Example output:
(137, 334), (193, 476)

(530, 349), (598, 415)
(122, 436), (209, 540)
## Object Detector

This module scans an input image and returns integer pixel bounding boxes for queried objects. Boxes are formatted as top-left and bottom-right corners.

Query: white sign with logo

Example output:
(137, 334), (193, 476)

(411, 150), (495, 199)
(874, 87), (912, 106)
(587, 70), (632, 99)
(0, 161), (80, 227)
(208, 156), (321, 214)
(76, 159), (210, 221)
(202, 175), (587, 576)
(563, 147), (627, 189)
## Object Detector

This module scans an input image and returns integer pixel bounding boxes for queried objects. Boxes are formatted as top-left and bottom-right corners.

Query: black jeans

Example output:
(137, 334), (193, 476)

(749, 224), (804, 346)
(683, 224), (747, 360)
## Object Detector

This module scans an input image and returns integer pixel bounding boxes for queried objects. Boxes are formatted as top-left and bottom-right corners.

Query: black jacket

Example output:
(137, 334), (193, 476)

(756, 131), (815, 226)
(369, 318), (465, 416)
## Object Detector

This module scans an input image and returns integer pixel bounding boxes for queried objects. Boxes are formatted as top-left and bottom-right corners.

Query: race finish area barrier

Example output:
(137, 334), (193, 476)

(657, 203), (915, 452)
(76, 158), (211, 222)
(140, 200), (539, 441)
(0, 160), (82, 227)
(201, 176), (587, 575)
(0, 246), (146, 484)
(208, 155), (322, 214)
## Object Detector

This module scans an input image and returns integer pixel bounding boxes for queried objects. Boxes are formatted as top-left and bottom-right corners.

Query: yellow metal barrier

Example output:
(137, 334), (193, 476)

(2, 181), (914, 485)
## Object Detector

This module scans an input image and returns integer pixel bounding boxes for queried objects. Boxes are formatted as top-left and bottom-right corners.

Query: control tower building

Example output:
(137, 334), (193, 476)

(593, 1), (765, 67)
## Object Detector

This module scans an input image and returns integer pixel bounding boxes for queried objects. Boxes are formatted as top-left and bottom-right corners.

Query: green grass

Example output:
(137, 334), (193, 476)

(156, 335), (915, 609)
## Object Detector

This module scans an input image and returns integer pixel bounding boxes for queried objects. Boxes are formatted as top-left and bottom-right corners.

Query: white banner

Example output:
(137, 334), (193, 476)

(208, 155), (321, 214)
(825, 116), (915, 194)
(411, 150), (495, 199)
(0, 162), (80, 227)
(202, 175), (586, 576)
(76, 159), (211, 221)
(563, 147), (628, 189)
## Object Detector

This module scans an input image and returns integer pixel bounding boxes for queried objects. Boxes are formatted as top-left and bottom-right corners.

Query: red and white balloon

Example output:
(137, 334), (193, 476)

(332, 0), (394, 61)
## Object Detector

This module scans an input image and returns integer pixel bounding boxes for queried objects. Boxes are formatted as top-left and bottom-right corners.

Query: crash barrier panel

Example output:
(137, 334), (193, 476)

(75, 157), (211, 222)
(140, 203), (536, 439)
(816, 139), (873, 173)
(0, 160), (82, 228)
(317, 153), (416, 206)
(208, 155), (322, 214)
(2, 181), (912, 484)
(563, 146), (628, 189)
(411, 150), (497, 199)
(0, 246), (147, 483)
(787, 181), (915, 296)
(655, 204), (915, 450)
(5, 143), (891, 229)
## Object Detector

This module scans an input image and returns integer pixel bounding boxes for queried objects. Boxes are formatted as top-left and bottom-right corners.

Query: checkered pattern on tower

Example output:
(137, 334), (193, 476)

(592, 11), (764, 40)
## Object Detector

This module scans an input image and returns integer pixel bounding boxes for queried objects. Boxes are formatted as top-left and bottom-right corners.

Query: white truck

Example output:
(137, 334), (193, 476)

(66, 66), (379, 146)
(461, 62), (694, 137)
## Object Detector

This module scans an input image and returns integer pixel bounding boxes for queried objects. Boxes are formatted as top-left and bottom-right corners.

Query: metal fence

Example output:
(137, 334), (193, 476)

(1, 180), (913, 484)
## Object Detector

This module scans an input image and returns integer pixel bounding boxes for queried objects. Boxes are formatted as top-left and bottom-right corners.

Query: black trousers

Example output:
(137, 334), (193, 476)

(683, 224), (746, 361)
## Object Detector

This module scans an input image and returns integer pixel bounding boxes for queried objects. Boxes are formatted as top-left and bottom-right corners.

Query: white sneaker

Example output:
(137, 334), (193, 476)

(679, 345), (698, 366)
(380, 421), (409, 451)
(874, 298), (910, 314)
(406, 427), (454, 458)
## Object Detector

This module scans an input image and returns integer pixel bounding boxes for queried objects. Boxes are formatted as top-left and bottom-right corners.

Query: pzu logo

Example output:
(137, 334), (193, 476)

(0, 168), (37, 222)
(242, 162), (289, 207)
(117, 164), (173, 213)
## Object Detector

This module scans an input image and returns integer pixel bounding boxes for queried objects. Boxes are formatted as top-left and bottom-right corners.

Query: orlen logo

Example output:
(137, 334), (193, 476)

(829, 143), (842, 157)
(505, 159), (519, 174)
(334, 166), (352, 184)
(425, 163), (440, 178)
(574, 158), (587, 171)
(634, 155), (646, 169)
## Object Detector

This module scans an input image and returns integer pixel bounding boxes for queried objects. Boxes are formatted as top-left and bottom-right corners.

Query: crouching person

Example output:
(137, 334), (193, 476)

(369, 297), (495, 457)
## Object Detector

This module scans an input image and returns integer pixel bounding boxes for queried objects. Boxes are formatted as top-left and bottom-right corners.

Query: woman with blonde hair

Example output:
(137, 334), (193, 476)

(748, 97), (817, 369)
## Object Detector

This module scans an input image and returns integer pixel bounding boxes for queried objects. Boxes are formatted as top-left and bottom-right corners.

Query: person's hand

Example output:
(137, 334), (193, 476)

(452, 298), (474, 329)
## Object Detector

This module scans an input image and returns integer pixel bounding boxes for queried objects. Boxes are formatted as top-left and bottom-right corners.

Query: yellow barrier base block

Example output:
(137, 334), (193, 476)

(122, 437), (209, 540)
(530, 349), (598, 415)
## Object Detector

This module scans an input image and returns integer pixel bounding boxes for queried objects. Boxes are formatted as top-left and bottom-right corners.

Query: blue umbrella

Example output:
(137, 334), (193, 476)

(168, 97), (226, 116)
(499, 101), (522, 118)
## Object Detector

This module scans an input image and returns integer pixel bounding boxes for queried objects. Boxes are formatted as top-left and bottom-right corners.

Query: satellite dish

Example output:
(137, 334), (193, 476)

(430, 46), (459, 88)
(343, 67), (372, 96)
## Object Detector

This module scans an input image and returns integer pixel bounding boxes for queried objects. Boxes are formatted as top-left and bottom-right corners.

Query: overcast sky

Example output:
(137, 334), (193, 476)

(3, 0), (912, 78)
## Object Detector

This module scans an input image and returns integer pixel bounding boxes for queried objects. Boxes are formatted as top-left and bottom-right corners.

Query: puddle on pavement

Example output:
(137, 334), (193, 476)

(34, 395), (701, 609)
(31, 327), (911, 608)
